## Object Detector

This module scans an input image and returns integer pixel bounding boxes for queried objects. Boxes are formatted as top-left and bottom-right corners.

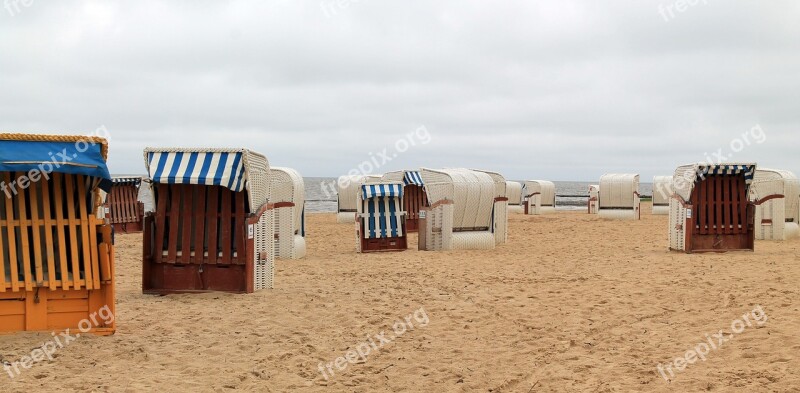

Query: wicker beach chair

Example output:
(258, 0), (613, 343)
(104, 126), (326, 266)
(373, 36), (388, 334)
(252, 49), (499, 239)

(381, 170), (429, 233)
(750, 168), (800, 241)
(0, 133), (116, 335)
(356, 182), (407, 252)
(523, 180), (556, 215)
(588, 184), (599, 214)
(418, 168), (498, 251)
(108, 176), (145, 233)
(270, 167), (307, 259)
(474, 170), (509, 245)
(652, 176), (673, 216)
(506, 181), (524, 214)
(142, 148), (274, 293)
(598, 174), (640, 220)
(669, 163), (756, 253)
(336, 174), (381, 223)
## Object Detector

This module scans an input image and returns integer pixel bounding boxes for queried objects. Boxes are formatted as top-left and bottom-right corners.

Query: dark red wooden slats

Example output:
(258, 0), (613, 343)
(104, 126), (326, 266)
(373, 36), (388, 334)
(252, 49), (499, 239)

(207, 186), (219, 264)
(166, 185), (181, 262)
(731, 175), (741, 234)
(714, 176), (722, 234)
(220, 189), (232, 264)
(723, 176), (733, 234)
(698, 178), (707, 233)
(181, 184), (193, 263)
(234, 192), (247, 265)
(193, 186), (206, 263)
(153, 184), (168, 262)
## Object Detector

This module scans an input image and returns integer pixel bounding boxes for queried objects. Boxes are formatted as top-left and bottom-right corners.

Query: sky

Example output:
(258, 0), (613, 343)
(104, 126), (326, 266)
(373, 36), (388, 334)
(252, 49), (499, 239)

(1, 0), (798, 181)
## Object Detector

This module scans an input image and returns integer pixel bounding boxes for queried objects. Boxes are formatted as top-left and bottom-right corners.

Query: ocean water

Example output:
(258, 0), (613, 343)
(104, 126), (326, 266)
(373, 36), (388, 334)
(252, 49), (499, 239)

(304, 177), (654, 213)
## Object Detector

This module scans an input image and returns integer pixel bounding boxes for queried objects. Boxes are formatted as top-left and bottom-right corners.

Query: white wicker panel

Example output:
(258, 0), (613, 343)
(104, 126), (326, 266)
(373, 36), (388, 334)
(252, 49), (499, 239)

(270, 167), (305, 259)
(473, 169), (508, 245)
(337, 174), (381, 223)
(523, 180), (556, 215)
(508, 205), (524, 214)
(423, 204), (453, 251)
(599, 174), (639, 209)
(506, 181), (523, 207)
(254, 210), (275, 290)
(653, 176), (674, 210)
(751, 169), (799, 241)
(452, 231), (496, 250)
(669, 198), (688, 251)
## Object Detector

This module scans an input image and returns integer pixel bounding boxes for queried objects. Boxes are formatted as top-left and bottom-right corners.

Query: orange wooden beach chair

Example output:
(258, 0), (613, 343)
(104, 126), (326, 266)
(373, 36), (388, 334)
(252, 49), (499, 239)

(0, 133), (116, 335)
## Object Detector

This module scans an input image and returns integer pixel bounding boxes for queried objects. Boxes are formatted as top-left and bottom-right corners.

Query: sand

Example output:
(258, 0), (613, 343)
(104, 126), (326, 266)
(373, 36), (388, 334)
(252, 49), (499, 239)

(2, 202), (799, 392)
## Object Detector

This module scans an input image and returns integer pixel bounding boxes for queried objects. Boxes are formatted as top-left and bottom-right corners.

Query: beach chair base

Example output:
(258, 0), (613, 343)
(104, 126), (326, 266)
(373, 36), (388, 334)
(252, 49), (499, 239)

(360, 236), (407, 253)
(143, 263), (252, 294)
(0, 288), (115, 336)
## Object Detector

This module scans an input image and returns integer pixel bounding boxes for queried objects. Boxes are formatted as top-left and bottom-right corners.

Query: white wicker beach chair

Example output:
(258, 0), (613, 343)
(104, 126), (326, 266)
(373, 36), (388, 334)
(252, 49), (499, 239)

(336, 174), (382, 223)
(418, 168), (497, 251)
(598, 174), (640, 220)
(588, 184), (599, 214)
(270, 167), (307, 259)
(750, 168), (800, 241)
(474, 169), (509, 245)
(523, 180), (556, 215)
(652, 176), (673, 215)
(506, 181), (524, 214)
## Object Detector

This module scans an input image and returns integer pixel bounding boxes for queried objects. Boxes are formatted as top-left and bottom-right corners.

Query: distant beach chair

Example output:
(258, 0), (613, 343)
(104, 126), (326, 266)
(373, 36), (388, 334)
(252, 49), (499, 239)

(336, 174), (381, 223)
(669, 163), (756, 253)
(750, 168), (799, 241)
(356, 182), (407, 252)
(381, 170), (429, 232)
(652, 176), (673, 215)
(0, 133), (116, 335)
(506, 181), (524, 214)
(523, 180), (556, 215)
(588, 184), (599, 214)
(271, 167), (306, 259)
(108, 176), (145, 233)
(474, 170), (509, 245)
(142, 148), (274, 293)
(598, 174), (640, 220)
(417, 168), (501, 251)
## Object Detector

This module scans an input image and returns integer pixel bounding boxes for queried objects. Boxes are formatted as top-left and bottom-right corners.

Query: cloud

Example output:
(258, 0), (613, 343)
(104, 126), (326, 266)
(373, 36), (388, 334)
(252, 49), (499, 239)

(1, 0), (798, 180)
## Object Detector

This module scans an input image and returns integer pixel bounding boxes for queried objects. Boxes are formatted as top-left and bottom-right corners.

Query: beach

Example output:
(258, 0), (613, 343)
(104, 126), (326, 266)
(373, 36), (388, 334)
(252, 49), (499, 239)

(2, 202), (798, 392)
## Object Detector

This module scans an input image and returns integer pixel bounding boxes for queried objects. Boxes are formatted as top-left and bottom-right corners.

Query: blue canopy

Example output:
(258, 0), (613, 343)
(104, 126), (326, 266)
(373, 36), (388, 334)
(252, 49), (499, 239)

(362, 183), (403, 199)
(146, 151), (246, 192)
(403, 171), (424, 186)
(0, 139), (112, 192)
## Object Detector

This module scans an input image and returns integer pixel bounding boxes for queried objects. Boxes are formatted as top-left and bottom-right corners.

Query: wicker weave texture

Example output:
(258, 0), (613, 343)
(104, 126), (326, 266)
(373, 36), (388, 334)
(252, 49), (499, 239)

(506, 181), (523, 206)
(270, 167), (306, 259)
(751, 169), (800, 240)
(523, 180), (556, 215)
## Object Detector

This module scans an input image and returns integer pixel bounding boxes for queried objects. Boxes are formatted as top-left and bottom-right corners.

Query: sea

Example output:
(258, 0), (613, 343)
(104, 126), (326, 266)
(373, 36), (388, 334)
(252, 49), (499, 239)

(304, 177), (654, 213)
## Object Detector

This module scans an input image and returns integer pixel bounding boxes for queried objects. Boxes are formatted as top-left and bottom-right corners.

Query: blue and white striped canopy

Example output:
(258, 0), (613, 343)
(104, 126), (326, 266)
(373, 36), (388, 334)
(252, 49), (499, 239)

(362, 184), (403, 199)
(403, 171), (424, 186)
(146, 151), (246, 192)
(699, 164), (756, 184)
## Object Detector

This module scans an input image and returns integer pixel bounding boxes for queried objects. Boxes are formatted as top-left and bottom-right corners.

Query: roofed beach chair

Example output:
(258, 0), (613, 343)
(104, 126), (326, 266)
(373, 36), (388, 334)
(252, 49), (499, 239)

(474, 170), (509, 245)
(381, 170), (429, 232)
(270, 167), (306, 259)
(588, 184), (599, 214)
(750, 168), (800, 241)
(143, 148), (274, 293)
(523, 180), (556, 215)
(108, 176), (145, 233)
(506, 181), (524, 214)
(356, 182), (407, 252)
(652, 176), (673, 215)
(417, 168), (499, 251)
(598, 174), (640, 220)
(669, 163), (756, 253)
(0, 133), (116, 335)
(336, 174), (381, 223)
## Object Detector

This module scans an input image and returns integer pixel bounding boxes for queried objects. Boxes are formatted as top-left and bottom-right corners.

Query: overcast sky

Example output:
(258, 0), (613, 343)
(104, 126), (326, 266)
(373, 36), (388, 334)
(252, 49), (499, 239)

(1, 1), (798, 181)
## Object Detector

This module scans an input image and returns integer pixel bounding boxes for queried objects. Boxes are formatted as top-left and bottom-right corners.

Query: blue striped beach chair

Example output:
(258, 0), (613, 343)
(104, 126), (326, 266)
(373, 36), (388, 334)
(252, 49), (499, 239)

(356, 182), (407, 252)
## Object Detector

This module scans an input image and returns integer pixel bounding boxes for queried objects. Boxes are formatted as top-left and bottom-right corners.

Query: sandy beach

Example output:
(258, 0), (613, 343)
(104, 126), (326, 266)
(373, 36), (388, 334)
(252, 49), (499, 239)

(2, 202), (798, 392)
